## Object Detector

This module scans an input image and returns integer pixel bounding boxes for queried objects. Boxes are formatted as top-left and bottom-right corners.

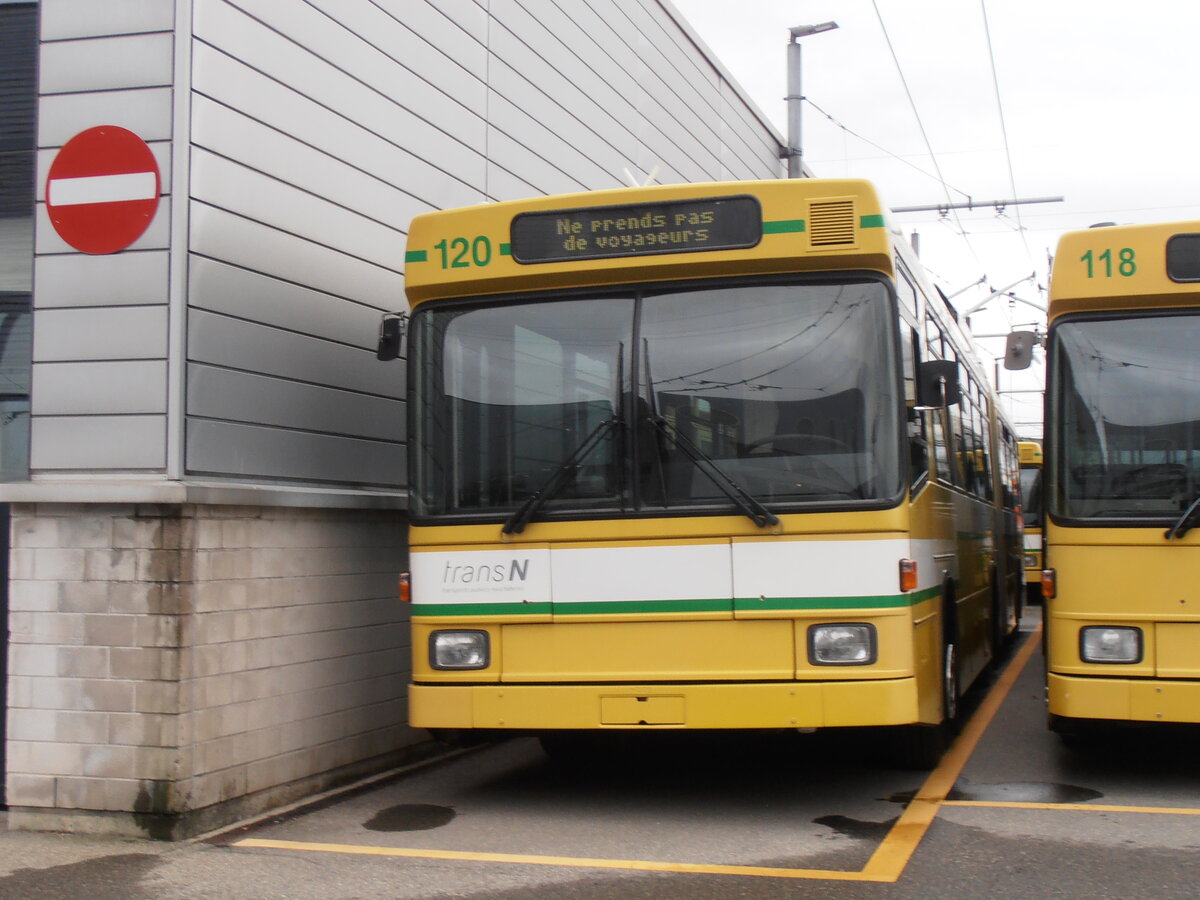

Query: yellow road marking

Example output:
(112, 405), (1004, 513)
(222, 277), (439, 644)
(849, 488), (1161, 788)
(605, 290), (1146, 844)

(233, 629), (1043, 883)
(860, 624), (1043, 881)
(943, 800), (1200, 816)
(231, 838), (885, 881)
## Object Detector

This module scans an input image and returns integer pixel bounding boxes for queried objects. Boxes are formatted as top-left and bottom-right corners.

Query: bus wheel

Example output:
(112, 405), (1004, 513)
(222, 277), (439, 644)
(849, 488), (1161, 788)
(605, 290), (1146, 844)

(942, 641), (960, 722)
(989, 568), (1005, 665)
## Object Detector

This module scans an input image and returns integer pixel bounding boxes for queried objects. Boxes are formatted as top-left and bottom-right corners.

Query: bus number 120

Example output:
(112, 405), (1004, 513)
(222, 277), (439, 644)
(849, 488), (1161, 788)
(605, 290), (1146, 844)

(1080, 248), (1136, 278)
(435, 236), (492, 269)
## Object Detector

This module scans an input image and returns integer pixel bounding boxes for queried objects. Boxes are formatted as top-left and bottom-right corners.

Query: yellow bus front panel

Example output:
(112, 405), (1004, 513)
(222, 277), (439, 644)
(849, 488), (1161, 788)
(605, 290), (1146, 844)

(410, 678), (923, 731)
(1048, 674), (1200, 724)
(414, 613), (917, 685)
(1046, 528), (1200, 723)
(409, 522), (951, 730)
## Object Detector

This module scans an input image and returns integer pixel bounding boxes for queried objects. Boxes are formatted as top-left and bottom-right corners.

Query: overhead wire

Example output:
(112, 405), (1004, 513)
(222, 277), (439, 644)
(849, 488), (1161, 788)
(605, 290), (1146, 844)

(979, 0), (1035, 270)
(868, 0), (985, 274)
(803, 98), (973, 202)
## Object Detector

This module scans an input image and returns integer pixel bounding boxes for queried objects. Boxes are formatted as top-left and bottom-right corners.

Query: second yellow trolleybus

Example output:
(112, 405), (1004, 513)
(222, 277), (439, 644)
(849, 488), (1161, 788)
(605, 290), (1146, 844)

(1034, 221), (1200, 733)
(386, 178), (1023, 766)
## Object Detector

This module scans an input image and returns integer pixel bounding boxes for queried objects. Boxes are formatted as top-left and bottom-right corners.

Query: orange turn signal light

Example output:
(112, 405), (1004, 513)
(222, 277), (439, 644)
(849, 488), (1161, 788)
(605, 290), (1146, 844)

(899, 558), (918, 593)
(1041, 568), (1056, 600)
(398, 572), (411, 603)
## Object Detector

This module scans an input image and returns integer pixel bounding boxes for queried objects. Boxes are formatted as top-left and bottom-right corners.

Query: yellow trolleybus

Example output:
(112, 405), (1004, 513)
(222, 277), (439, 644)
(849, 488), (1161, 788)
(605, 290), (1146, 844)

(1034, 221), (1200, 732)
(1018, 441), (1043, 602)
(386, 178), (1023, 766)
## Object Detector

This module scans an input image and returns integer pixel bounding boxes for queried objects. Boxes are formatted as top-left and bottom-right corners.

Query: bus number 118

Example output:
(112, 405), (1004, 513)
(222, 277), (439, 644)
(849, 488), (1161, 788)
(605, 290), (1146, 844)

(1080, 247), (1136, 278)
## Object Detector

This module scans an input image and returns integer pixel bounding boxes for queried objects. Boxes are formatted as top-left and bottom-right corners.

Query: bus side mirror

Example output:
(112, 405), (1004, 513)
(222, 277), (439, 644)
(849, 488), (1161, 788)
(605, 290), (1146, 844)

(377, 312), (408, 361)
(917, 359), (960, 408)
(1004, 330), (1038, 370)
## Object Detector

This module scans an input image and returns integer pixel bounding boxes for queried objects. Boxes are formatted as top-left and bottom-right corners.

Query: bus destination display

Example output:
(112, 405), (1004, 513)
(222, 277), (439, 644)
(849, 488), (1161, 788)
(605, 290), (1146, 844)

(510, 195), (761, 263)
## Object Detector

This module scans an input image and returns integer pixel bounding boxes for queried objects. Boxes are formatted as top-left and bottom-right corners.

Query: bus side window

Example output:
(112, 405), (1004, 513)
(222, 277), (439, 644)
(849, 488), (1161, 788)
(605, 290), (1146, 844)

(902, 322), (929, 486)
(924, 314), (948, 483)
(941, 347), (966, 489)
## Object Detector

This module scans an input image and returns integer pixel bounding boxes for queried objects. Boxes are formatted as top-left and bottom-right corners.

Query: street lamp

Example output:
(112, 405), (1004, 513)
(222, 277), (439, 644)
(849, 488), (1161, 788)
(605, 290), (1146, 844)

(786, 21), (838, 178)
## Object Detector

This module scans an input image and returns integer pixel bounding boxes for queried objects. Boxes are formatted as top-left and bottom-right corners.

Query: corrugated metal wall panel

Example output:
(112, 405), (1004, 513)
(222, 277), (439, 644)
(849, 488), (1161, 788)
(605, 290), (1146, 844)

(32, 361), (167, 415)
(188, 205), (400, 312)
(189, 45), (482, 214)
(191, 150), (403, 272)
(186, 419), (405, 487)
(192, 1), (486, 186)
(182, 0), (782, 491)
(187, 310), (400, 401)
(38, 33), (174, 95)
(188, 257), (383, 351)
(188, 366), (405, 443)
(25, 0), (781, 488)
(35, 253), (169, 309)
(39, 0), (175, 41)
(37, 88), (174, 148)
(31, 415), (166, 470)
(33, 306), (168, 362)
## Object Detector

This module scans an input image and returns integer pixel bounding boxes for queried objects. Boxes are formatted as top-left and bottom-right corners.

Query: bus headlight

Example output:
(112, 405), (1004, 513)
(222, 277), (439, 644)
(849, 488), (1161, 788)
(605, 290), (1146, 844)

(430, 630), (490, 670)
(1079, 626), (1141, 664)
(808, 624), (877, 665)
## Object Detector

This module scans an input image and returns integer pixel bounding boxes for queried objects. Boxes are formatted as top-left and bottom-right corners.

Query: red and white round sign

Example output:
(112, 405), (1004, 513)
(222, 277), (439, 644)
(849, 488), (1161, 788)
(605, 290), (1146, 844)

(45, 125), (162, 255)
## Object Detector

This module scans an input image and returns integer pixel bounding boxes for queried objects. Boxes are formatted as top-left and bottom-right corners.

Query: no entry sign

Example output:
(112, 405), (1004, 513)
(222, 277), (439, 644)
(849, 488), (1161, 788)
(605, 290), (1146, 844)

(45, 125), (162, 255)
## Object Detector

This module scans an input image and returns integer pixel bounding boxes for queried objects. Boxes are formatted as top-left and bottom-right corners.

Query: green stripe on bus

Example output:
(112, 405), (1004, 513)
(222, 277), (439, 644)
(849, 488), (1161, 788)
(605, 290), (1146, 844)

(553, 598), (729, 616)
(413, 587), (940, 618)
(500, 243), (512, 256)
(405, 250), (427, 263)
(763, 219), (806, 234)
(415, 602), (553, 617)
(860, 214), (886, 228)
(734, 585), (940, 612)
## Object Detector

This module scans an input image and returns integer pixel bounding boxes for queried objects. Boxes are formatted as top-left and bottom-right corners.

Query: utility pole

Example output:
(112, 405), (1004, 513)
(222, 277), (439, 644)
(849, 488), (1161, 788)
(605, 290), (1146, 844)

(785, 22), (838, 178)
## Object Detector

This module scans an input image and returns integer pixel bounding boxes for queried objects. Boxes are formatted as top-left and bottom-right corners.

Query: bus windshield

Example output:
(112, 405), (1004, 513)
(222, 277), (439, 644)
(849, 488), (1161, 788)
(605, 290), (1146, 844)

(410, 278), (902, 520)
(1049, 311), (1200, 520)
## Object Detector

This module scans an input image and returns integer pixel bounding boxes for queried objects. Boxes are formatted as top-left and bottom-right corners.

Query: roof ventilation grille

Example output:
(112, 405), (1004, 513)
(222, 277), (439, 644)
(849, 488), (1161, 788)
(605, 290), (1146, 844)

(809, 199), (856, 246)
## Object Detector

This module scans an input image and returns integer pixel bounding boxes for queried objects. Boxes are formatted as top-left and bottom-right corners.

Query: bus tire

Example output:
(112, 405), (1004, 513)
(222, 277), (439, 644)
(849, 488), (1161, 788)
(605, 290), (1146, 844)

(942, 640), (960, 722)
(989, 566), (1005, 665)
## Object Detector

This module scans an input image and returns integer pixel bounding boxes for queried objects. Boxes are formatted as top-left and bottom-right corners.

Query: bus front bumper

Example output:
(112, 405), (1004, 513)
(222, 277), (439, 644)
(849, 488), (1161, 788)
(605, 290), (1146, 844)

(1048, 672), (1200, 724)
(410, 678), (924, 731)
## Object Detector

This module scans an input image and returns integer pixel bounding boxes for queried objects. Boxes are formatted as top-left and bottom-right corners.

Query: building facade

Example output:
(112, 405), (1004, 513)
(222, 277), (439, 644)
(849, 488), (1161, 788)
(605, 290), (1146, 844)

(0, 0), (784, 837)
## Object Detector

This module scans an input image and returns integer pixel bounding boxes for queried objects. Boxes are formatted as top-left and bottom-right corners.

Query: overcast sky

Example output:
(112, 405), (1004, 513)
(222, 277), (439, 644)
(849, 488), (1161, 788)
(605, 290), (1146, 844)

(668, 0), (1200, 436)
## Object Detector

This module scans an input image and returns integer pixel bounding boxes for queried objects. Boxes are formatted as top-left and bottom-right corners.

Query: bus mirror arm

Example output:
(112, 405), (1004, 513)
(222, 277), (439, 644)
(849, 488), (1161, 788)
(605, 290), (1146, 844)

(915, 359), (961, 409)
(1003, 330), (1040, 371)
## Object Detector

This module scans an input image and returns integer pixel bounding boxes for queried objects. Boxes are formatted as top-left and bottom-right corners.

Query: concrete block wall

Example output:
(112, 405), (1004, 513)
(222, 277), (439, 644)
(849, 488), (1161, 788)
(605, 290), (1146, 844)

(6, 502), (414, 838)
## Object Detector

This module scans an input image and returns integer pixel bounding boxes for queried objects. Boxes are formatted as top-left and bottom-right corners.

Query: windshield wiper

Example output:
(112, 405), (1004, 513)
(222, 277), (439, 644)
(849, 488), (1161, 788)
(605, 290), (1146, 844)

(1165, 494), (1200, 540)
(646, 415), (779, 529)
(501, 417), (619, 536)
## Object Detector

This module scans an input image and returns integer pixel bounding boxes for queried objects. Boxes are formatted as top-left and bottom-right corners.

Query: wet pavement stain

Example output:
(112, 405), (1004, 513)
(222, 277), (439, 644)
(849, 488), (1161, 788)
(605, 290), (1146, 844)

(814, 814), (898, 840)
(885, 782), (1104, 805)
(947, 782), (1104, 804)
(0, 854), (162, 900)
(363, 803), (456, 832)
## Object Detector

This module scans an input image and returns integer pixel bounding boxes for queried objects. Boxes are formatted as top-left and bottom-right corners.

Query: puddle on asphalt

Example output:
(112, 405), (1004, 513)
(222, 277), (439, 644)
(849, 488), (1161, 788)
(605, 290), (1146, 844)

(363, 803), (457, 832)
(886, 782), (1104, 805)
(814, 814), (898, 840)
